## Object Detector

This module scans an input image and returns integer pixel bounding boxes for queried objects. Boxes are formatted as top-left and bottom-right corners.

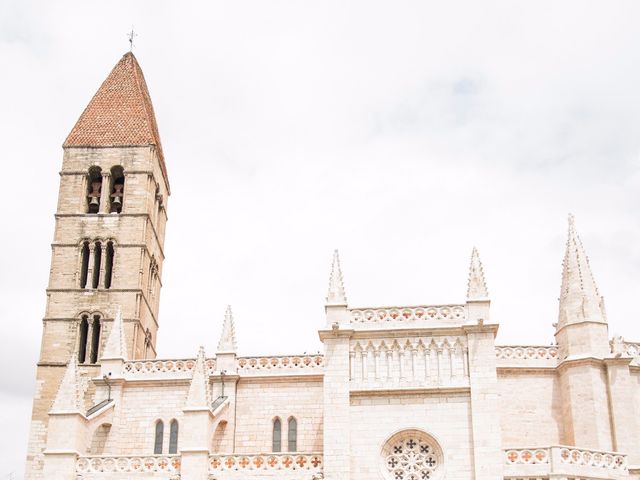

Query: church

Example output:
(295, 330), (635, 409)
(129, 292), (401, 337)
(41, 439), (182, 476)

(25, 51), (640, 480)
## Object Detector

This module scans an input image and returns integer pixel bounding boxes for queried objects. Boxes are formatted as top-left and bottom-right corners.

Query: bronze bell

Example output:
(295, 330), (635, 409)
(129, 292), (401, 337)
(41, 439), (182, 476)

(111, 196), (121, 205)
(89, 197), (100, 206)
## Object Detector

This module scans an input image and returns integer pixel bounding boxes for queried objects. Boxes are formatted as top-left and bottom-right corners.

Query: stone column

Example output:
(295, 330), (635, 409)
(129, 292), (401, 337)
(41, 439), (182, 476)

(41, 413), (87, 479)
(321, 301), (352, 480)
(98, 172), (110, 213)
(98, 243), (107, 288)
(86, 243), (95, 289)
(464, 323), (503, 480)
(605, 357), (640, 463)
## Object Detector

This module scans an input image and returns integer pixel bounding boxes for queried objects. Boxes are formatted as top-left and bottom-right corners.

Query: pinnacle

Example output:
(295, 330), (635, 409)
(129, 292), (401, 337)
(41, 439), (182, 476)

(184, 346), (211, 409)
(50, 355), (85, 414)
(101, 307), (128, 360)
(466, 247), (489, 301)
(557, 214), (605, 328)
(217, 305), (237, 352)
(326, 249), (348, 306)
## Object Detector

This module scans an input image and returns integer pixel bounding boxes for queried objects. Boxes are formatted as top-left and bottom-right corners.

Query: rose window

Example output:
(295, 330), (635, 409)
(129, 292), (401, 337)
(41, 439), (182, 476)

(381, 430), (442, 480)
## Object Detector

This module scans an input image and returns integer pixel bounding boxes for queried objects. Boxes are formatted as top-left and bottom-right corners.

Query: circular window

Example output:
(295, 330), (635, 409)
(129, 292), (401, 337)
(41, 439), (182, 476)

(381, 430), (442, 480)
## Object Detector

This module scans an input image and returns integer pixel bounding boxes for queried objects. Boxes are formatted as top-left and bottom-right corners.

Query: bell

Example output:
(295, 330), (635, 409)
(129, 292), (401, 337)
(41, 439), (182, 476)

(111, 196), (121, 205)
(89, 197), (99, 206)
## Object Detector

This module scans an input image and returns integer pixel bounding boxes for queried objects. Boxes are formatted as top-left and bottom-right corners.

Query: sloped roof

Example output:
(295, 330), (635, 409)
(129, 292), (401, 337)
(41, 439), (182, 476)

(64, 52), (169, 190)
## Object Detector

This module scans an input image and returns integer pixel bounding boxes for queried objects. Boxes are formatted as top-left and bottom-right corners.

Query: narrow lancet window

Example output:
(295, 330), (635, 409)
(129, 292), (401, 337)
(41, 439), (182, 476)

(272, 417), (282, 452)
(169, 420), (179, 454)
(154, 420), (164, 454)
(80, 241), (90, 288)
(89, 315), (101, 364)
(78, 316), (89, 363)
(288, 417), (297, 452)
(92, 242), (102, 289)
(104, 242), (114, 289)
(87, 167), (102, 213)
(110, 166), (124, 213)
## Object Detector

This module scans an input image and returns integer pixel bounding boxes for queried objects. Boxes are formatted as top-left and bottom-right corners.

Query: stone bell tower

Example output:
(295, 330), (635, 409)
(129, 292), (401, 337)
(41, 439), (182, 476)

(25, 52), (170, 479)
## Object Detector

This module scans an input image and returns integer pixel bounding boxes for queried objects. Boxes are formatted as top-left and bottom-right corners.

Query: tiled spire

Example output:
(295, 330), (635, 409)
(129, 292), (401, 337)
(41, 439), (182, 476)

(557, 214), (606, 329)
(326, 249), (347, 306)
(50, 356), (84, 414)
(466, 247), (489, 301)
(184, 346), (211, 409)
(63, 52), (168, 189)
(217, 306), (237, 352)
(101, 307), (127, 360)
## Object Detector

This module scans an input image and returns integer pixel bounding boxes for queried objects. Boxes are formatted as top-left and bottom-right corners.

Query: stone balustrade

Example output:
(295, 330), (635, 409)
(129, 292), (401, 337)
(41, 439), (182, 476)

(76, 455), (180, 474)
(350, 304), (466, 325)
(208, 453), (323, 473)
(237, 355), (323, 376)
(504, 446), (627, 479)
(123, 358), (216, 379)
(495, 346), (559, 368)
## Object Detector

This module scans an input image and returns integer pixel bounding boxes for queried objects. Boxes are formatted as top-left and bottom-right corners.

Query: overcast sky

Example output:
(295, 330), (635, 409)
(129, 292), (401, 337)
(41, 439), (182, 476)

(2, 0), (640, 477)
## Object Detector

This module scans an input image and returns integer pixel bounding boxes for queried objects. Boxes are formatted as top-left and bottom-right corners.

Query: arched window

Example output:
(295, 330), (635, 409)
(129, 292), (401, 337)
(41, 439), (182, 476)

(154, 420), (164, 454)
(78, 315), (89, 363)
(169, 420), (179, 454)
(104, 241), (114, 289)
(288, 417), (297, 452)
(92, 241), (102, 289)
(79, 241), (90, 288)
(89, 315), (101, 364)
(110, 166), (125, 214)
(272, 417), (282, 452)
(87, 166), (102, 213)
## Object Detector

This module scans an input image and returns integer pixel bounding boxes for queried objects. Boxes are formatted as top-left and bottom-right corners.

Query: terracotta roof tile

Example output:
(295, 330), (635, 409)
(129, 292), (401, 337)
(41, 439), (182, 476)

(64, 52), (169, 190)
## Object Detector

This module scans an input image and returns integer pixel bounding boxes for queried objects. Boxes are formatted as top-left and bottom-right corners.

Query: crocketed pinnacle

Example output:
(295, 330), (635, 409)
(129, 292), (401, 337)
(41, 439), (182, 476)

(557, 214), (606, 329)
(184, 346), (211, 409)
(50, 355), (84, 414)
(467, 247), (489, 301)
(63, 52), (169, 191)
(217, 305), (237, 352)
(101, 307), (128, 360)
(326, 249), (347, 306)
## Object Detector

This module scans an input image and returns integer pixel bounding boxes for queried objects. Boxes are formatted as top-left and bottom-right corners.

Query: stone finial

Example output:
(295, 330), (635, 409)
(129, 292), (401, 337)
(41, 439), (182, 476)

(557, 214), (606, 330)
(326, 249), (347, 306)
(184, 346), (211, 409)
(101, 307), (128, 360)
(466, 247), (489, 301)
(217, 306), (237, 353)
(50, 355), (85, 414)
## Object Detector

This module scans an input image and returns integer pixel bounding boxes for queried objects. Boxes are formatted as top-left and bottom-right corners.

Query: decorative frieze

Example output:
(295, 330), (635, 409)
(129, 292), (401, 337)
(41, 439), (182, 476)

(208, 453), (323, 472)
(349, 337), (469, 389)
(76, 455), (180, 474)
(237, 355), (323, 376)
(123, 358), (216, 379)
(495, 346), (559, 369)
(350, 305), (466, 325)
(503, 446), (627, 478)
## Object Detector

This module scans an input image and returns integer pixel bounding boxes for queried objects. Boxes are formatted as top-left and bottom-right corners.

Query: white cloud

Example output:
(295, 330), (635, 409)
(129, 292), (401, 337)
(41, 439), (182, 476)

(1, 0), (640, 477)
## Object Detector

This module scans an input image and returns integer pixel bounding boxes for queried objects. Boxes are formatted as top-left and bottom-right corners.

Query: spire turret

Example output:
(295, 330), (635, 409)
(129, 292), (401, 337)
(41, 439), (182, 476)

(184, 346), (211, 409)
(50, 356), (84, 414)
(557, 214), (606, 330)
(326, 249), (347, 306)
(101, 307), (128, 360)
(466, 247), (489, 301)
(217, 306), (237, 353)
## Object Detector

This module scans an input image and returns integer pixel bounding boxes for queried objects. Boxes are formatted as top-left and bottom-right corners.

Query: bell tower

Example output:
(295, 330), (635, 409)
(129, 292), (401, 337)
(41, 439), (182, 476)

(25, 52), (170, 479)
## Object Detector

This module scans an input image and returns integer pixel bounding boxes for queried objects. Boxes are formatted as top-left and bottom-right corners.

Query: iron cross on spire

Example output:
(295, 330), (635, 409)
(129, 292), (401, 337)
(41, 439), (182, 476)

(127, 27), (138, 51)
